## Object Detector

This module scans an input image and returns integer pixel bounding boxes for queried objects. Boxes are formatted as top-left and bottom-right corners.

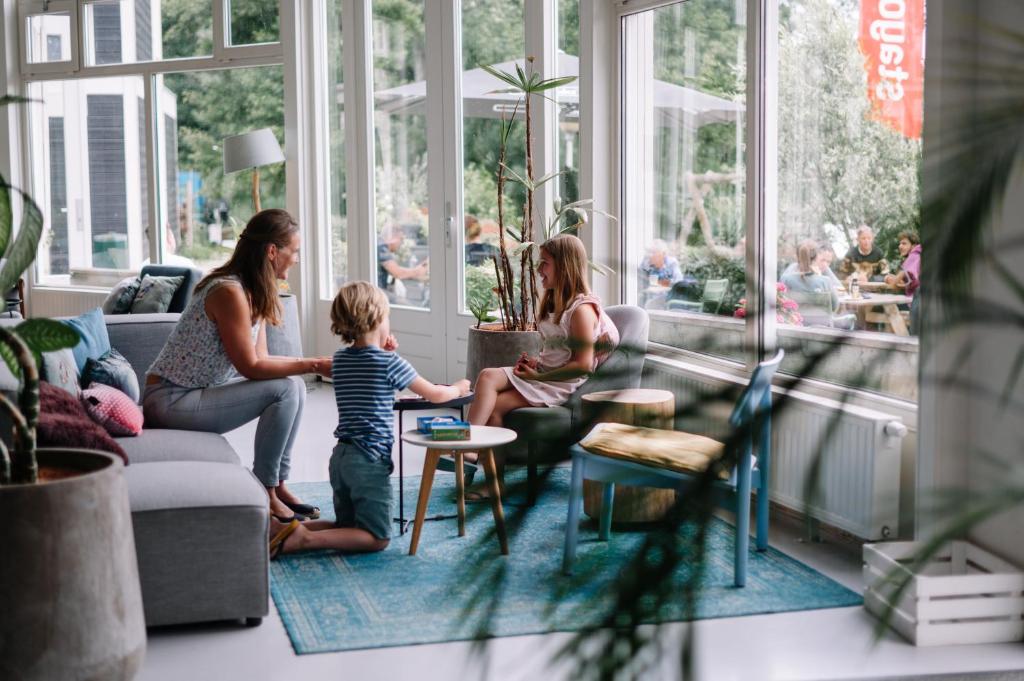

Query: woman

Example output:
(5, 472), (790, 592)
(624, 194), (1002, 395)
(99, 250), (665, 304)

(780, 240), (840, 325)
(143, 209), (331, 521)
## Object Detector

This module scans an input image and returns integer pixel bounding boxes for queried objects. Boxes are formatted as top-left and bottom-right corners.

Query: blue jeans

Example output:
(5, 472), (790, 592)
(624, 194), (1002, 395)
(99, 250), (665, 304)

(143, 375), (306, 487)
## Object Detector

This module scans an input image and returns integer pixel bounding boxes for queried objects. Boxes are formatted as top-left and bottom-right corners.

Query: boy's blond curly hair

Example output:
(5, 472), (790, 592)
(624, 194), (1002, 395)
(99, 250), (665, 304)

(330, 281), (389, 343)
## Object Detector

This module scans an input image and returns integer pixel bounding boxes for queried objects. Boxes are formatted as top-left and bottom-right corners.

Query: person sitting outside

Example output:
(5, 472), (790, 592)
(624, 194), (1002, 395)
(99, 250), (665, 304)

(464, 214), (497, 267)
(884, 231), (921, 291)
(781, 241), (840, 326)
(782, 240), (841, 290)
(838, 224), (890, 283)
(885, 231), (922, 334)
(639, 239), (685, 309)
(377, 224), (428, 292)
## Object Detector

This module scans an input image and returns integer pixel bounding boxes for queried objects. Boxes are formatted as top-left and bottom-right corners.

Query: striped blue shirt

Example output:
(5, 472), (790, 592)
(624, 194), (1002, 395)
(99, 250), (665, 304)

(331, 345), (418, 461)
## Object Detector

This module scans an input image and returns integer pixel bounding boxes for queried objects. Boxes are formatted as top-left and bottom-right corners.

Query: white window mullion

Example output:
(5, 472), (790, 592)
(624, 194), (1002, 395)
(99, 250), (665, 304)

(524, 0), (556, 243)
(745, 0), (778, 366)
(343, 0), (375, 284)
(143, 74), (159, 263)
(432, 0), (461, 313)
(582, 0), (619, 304)
(304, 0), (333, 302)
(212, 0), (228, 60)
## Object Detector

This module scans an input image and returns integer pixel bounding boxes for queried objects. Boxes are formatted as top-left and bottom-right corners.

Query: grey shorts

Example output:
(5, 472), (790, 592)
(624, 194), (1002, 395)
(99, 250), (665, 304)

(329, 441), (394, 540)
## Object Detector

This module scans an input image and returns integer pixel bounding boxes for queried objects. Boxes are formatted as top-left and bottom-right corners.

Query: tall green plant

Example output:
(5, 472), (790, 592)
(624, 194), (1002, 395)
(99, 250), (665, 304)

(0, 97), (81, 486)
(480, 59), (612, 331)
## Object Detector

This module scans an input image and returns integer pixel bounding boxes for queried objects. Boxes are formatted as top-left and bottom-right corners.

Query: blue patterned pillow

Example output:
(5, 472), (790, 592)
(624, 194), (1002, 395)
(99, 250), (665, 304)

(82, 348), (139, 403)
(41, 348), (81, 397)
(130, 275), (184, 314)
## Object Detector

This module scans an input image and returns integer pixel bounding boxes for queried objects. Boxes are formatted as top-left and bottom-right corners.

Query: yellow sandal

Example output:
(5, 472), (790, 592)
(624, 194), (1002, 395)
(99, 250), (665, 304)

(269, 519), (300, 560)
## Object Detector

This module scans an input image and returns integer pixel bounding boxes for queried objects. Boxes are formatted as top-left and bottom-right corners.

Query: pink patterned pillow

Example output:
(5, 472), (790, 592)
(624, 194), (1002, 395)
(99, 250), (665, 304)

(81, 383), (144, 437)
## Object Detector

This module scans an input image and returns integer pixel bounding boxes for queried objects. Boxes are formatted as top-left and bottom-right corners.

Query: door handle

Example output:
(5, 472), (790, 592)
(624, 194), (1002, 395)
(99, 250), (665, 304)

(445, 215), (453, 248)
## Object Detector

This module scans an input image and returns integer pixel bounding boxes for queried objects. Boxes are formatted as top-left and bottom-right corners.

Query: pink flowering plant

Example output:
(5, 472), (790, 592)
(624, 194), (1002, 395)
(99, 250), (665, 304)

(733, 282), (804, 325)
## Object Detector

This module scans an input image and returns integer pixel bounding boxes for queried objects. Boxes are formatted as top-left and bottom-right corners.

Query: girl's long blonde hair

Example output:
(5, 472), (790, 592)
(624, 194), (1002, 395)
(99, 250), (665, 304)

(538, 234), (591, 325)
(196, 208), (297, 326)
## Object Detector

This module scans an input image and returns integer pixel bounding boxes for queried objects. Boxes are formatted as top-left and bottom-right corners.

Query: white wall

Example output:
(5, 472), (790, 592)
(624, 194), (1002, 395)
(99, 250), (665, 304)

(920, 0), (1024, 566)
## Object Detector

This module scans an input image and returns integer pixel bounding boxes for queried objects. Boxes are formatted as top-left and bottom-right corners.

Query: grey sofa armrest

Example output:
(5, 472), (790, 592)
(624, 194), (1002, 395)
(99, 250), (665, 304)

(105, 313), (180, 389)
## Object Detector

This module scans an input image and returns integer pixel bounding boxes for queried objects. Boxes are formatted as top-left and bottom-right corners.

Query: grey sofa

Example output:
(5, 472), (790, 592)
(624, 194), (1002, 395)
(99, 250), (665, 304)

(3, 314), (270, 628)
(107, 314), (270, 628)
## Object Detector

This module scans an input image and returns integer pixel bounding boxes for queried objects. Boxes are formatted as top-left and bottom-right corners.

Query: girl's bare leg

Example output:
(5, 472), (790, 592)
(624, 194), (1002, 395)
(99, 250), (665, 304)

(468, 367), (513, 426)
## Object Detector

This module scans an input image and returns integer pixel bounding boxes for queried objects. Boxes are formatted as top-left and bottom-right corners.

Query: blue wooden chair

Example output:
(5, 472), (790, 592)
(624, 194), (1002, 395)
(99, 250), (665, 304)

(561, 350), (784, 587)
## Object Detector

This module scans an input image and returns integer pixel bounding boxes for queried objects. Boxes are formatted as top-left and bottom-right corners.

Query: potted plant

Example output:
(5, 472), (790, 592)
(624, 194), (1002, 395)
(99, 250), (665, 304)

(465, 59), (614, 384)
(0, 97), (146, 681)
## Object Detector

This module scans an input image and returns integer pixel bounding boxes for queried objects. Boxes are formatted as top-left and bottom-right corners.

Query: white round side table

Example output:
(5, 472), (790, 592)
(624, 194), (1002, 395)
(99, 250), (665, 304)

(401, 425), (517, 556)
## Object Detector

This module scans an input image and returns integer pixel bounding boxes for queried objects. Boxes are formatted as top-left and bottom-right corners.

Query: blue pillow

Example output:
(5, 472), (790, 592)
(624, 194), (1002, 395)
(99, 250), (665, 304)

(61, 308), (111, 372)
(82, 348), (139, 403)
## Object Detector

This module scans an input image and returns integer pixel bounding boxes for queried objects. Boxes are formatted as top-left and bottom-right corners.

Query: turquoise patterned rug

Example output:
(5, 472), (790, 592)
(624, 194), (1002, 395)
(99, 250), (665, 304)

(272, 469), (861, 654)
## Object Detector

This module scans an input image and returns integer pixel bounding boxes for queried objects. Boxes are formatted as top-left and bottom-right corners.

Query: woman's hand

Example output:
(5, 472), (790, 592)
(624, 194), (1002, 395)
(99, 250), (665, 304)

(309, 357), (332, 377)
(514, 353), (538, 372)
(452, 378), (471, 396)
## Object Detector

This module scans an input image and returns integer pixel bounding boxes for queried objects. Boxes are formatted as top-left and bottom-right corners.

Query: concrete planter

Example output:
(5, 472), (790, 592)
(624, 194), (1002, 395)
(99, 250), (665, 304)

(266, 292), (302, 357)
(466, 324), (542, 385)
(0, 449), (146, 681)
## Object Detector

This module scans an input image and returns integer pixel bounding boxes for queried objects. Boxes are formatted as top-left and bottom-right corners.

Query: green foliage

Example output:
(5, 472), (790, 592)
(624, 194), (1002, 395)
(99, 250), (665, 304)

(777, 0), (921, 251)
(465, 265), (499, 326)
(678, 246), (746, 313)
(0, 98), (79, 485)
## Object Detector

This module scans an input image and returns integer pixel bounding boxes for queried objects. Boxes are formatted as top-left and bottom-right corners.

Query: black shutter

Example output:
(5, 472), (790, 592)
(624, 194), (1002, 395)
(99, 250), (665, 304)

(47, 117), (69, 275)
(135, 0), (152, 61)
(164, 114), (179, 246)
(87, 95), (128, 268)
(92, 3), (122, 65)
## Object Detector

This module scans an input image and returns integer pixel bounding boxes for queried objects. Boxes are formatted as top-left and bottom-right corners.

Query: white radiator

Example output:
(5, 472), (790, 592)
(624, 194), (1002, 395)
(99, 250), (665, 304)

(643, 358), (907, 540)
(29, 288), (108, 318)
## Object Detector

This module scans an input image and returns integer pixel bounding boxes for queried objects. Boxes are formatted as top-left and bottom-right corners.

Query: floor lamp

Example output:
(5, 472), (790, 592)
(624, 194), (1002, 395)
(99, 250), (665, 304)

(222, 128), (285, 213)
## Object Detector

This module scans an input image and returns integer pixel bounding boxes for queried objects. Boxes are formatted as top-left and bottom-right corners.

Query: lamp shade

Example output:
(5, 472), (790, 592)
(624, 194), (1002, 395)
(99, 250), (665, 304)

(223, 128), (285, 174)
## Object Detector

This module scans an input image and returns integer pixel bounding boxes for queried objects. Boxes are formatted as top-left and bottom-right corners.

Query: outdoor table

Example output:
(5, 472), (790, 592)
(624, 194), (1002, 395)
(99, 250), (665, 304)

(392, 392), (475, 534)
(401, 425), (517, 556)
(839, 293), (913, 335)
(858, 280), (905, 293)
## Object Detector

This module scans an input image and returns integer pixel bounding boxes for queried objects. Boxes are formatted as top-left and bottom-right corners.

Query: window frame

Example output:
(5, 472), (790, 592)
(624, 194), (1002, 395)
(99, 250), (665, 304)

(16, 0), (290, 289)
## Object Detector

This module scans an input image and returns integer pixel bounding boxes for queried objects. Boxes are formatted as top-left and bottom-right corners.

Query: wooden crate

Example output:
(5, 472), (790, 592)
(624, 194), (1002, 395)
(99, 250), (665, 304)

(863, 541), (1024, 646)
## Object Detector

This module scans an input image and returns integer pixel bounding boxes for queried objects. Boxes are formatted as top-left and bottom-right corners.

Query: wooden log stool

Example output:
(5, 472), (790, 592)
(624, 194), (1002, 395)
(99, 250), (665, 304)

(581, 389), (677, 523)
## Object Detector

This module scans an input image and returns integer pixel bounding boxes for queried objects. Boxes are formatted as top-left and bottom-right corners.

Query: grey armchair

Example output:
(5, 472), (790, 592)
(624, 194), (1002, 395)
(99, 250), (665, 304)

(503, 305), (650, 504)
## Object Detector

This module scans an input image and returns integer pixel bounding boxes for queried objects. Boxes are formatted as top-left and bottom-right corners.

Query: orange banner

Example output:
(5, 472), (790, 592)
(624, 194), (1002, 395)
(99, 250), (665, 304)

(859, 0), (926, 139)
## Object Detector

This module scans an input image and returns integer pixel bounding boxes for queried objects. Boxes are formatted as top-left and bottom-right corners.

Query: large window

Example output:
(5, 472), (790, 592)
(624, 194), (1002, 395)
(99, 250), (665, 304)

(28, 76), (147, 277)
(372, 0), (430, 309)
(775, 0), (923, 401)
(325, 0), (347, 293)
(21, 0), (285, 285)
(622, 0), (923, 401)
(622, 1), (747, 364)
(459, 0), (525, 315)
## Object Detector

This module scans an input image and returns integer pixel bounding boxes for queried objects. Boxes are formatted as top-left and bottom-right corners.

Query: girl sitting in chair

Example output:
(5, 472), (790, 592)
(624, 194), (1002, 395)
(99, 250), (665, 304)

(465, 234), (619, 498)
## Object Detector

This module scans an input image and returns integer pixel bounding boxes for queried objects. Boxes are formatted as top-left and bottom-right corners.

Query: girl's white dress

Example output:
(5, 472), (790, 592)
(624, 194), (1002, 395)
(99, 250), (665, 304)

(504, 294), (620, 407)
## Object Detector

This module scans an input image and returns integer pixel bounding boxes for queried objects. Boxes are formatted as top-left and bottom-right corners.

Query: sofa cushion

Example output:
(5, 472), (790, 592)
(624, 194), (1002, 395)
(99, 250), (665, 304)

(104, 313), (180, 390)
(61, 308), (111, 372)
(102, 276), (142, 314)
(82, 348), (140, 403)
(82, 383), (144, 436)
(40, 347), (80, 397)
(116, 429), (240, 465)
(124, 461), (268, 626)
(130, 274), (185, 314)
(38, 382), (128, 463)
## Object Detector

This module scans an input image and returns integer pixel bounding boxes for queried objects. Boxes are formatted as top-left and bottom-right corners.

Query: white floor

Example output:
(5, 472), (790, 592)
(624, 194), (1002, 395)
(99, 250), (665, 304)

(137, 383), (1024, 681)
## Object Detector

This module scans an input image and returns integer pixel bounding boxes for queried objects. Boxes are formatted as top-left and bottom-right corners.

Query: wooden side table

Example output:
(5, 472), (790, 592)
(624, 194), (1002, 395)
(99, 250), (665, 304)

(401, 425), (517, 556)
(581, 388), (677, 523)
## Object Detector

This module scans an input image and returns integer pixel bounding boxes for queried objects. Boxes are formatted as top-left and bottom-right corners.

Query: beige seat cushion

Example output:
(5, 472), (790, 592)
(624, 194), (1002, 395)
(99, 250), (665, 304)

(579, 422), (728, 479)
